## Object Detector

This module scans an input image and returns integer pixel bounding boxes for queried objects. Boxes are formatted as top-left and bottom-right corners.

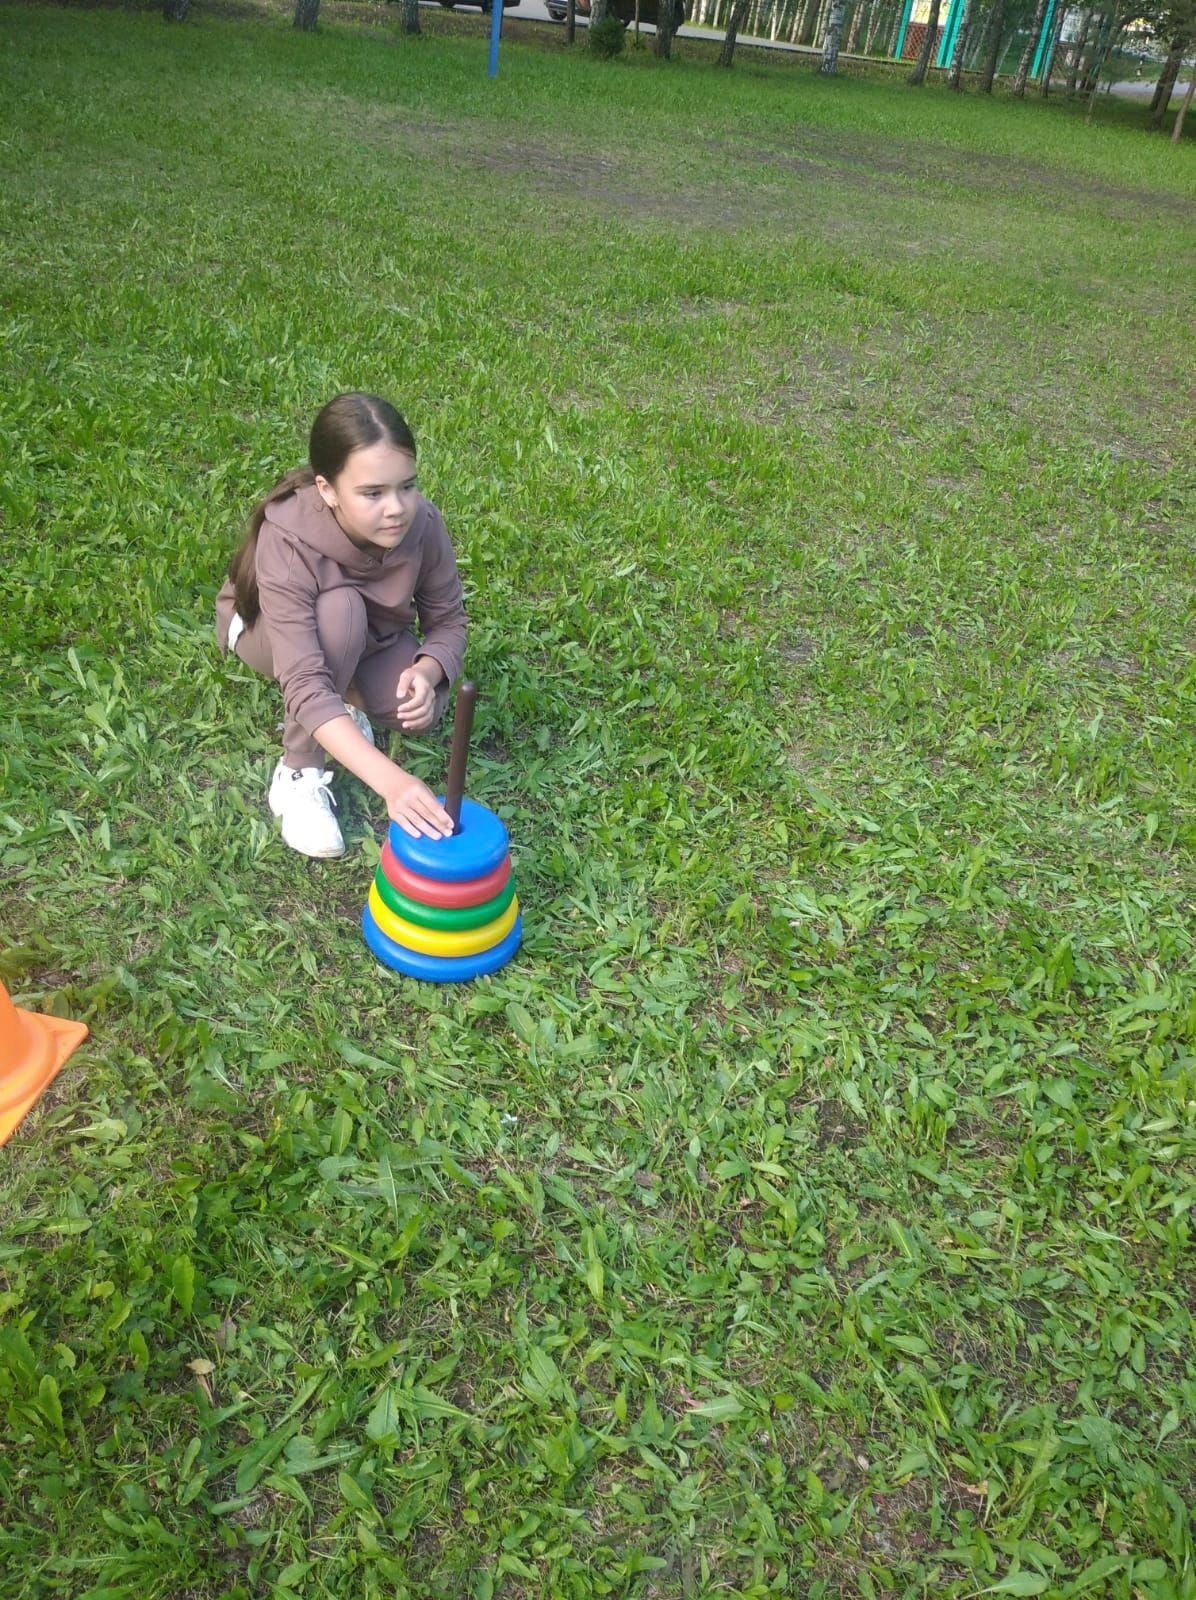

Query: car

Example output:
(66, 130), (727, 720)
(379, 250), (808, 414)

(544, 0), (688, 26)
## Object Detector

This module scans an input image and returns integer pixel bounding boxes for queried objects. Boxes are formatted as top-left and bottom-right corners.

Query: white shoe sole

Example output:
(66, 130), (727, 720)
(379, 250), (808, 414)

(269, 797), (346, 858)
(268, 775), (346, 859)
(278, 828), (346, 860)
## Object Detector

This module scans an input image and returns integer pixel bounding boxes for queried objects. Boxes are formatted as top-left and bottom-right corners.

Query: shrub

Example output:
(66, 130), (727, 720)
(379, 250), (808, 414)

(589, 12), (626, 56)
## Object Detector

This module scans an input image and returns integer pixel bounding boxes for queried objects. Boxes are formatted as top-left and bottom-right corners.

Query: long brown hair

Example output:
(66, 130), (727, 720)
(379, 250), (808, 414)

(229, 393), (417, 625)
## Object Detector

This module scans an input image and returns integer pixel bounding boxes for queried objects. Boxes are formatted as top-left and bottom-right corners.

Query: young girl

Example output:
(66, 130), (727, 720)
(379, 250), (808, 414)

(215, 393), (466, 860)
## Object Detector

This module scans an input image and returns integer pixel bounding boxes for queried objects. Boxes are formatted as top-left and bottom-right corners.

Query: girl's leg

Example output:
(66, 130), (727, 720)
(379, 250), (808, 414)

(353, 632), (451, 740)
(234, 588), (369, 768)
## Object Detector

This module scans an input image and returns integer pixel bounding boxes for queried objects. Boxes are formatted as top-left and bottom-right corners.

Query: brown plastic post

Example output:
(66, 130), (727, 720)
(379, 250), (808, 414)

(444, 680), (477, 832)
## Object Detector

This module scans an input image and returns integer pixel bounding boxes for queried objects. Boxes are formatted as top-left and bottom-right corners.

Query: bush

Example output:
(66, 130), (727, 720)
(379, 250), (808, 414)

(588, 12), (626, 55)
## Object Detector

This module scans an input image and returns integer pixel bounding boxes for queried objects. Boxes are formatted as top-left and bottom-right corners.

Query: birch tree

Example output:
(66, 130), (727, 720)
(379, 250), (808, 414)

(797, 0), (821, 45)
(908, 0), (944, 82)
(1012, 0), (1050, 93)
(889, 0), (906, 51)
(1038, 5), (1064, 92)
(1085, 12), (1122, 118)
(863, 0), (890, 54)
(821, 0), (847, 69)
(1065, 11), (1092, 94)
(846, 0), (867, 53)
(1172, 60), (1196, 136)
(947, 0), (975, 86)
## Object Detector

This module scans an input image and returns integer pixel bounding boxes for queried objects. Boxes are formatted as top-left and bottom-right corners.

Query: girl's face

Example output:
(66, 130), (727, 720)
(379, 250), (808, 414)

(316, 439), (420, 552)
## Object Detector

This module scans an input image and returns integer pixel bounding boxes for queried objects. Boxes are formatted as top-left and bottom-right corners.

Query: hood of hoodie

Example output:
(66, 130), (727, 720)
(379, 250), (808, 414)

(267, 482), (432, 574)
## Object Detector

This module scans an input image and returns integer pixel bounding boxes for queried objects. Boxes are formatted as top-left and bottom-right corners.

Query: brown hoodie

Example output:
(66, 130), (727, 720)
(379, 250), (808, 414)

(215, 483), (467, 741)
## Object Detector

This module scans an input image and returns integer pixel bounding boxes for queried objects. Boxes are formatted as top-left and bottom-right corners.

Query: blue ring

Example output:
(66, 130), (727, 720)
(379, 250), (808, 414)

(363, 904), (522, 983)
(387, 797), (509, 884)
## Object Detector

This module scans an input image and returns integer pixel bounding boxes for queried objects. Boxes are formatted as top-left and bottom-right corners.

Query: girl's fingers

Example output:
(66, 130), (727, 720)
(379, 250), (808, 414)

(392, 793), (451, 840)
(419, 805), (452, 836)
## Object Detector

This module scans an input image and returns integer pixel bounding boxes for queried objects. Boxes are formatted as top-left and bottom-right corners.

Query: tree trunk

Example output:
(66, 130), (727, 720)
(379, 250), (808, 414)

(1149, 42), (1183, 126)
(1037, 5), (1063, 94)
(653, 0), (678, 53)
(1171, 62), (1196, 139)
(946, 0), (973, 87)
(590, 0), (609, 22)
(1011, 0), (1049, 95)
(162, 0), (190, 18)
(1064, 12), (1090, 95)
(863, 0), (885, 55)
(888, 0), (905, 54)
(1080, 10), (1111, 93)
(634, 0), (641, 40)
(293, 0), (319, 27)
(565, 0), (576, 42)
(399, 0), (421, 31)
(978, 0), (1006, 90)
(719, 0), (749, 61)
(876, 0), (899, 54)
(846, 0), (866, 53)
(1084, 14), (1118, 121)
(798, 0), (821, 45)
(908, 0), (943, 83)
(820, 0), (846, 68)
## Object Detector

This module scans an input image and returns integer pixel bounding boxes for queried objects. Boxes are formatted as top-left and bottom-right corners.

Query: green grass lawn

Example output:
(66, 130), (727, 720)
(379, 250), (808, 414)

(1, 5), (1194, 1596)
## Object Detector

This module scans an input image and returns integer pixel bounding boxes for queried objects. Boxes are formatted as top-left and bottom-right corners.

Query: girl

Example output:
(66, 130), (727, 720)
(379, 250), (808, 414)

(215, 393), (466, 860)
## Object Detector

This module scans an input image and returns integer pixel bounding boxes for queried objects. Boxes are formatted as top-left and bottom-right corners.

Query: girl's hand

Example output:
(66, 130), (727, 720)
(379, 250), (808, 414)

(385, 772), (453, 840)
(396, 663), (439, 731)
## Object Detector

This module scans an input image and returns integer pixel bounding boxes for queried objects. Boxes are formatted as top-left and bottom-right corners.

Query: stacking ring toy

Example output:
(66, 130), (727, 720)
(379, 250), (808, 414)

(386, 796), (508, 883)
(368, 884), (519, 957)
(373, 871), (517, 932)
(362, 683), (522, 983)
(363, 905), (523, 983)
(380, 839), (511, 909)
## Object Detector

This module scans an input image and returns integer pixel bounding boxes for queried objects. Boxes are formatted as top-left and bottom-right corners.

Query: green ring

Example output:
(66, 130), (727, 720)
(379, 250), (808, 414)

(373, 868), (517, 932)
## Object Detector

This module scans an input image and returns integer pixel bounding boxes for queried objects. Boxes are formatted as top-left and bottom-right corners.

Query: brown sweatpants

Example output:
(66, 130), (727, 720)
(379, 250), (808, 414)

(232, 588), (448, 770)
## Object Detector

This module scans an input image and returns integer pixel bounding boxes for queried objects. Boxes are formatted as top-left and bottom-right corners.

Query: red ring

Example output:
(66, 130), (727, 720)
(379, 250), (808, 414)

(380, 840), (512, 908)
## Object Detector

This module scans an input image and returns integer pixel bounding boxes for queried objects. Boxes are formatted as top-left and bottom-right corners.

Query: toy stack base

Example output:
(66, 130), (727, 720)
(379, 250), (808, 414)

(363, 797), (521, 983)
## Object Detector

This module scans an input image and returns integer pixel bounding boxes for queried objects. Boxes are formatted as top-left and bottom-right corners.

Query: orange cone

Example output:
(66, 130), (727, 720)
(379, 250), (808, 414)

(0, 980), (87, 1146)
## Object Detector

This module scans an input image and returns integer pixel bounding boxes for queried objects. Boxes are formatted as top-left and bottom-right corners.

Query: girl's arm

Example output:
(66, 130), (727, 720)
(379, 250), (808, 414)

(314, 713), (452, 839)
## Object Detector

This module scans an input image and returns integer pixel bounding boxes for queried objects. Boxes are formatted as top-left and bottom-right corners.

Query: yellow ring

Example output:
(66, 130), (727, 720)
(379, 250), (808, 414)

(367, 883), (519, 957)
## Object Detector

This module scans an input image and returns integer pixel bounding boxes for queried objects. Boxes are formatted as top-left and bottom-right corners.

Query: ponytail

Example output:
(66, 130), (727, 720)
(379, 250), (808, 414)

(227, 466), (315, 627)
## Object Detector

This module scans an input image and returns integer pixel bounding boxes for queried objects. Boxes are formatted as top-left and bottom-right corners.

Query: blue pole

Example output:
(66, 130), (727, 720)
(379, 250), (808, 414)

(1030, 0), (1057, 79)
(936, 0), (964, 67)
(487, 0), (502, 76)
(893, 0), (914, 58)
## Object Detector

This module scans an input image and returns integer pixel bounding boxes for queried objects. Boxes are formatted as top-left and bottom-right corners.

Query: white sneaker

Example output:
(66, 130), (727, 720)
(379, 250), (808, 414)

(268, 762), (345, 859)
(344, 702), (375, 746)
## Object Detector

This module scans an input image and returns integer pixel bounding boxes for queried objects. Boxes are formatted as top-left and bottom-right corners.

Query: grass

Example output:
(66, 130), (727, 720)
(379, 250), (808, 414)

(1, 4), (1194, 1596)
